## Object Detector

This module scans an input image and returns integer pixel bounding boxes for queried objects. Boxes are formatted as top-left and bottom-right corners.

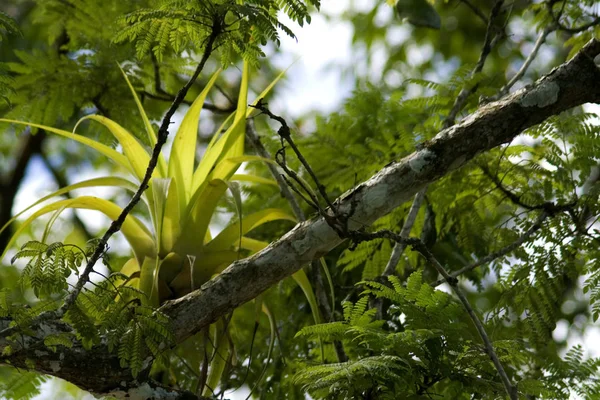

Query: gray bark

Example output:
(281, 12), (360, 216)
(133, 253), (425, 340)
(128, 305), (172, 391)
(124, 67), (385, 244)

(1, 38), (599, 396)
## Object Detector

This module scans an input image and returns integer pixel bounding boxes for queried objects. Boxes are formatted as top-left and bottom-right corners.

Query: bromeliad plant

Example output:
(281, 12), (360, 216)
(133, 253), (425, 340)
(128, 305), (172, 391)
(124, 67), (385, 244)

(0, 61), (322, 390)
(0, 61), (297, 303)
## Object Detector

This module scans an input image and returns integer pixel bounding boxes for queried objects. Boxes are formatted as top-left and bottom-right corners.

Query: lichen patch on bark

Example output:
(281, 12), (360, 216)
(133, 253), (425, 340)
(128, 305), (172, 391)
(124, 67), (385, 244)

(520, 81), (560, 108)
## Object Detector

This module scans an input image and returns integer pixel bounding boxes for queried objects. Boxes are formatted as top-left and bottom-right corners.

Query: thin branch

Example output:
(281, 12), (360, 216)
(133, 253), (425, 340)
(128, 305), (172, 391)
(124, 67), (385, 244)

(432, 211), (549, 286)
(384, 0), (504, 289)
(382, 188), (427, 277)
(150, 51), (234, 114)
(246, 119), (305, 220)
(59, 26), (220, 316)
(251, 100), (337, 214)
(246, 119), (347, 362)
(411, 242), (518, 399)
(250, 79), (517, 400)
(479, 163), (576, 214)
(444, 0), (505, 128)
(547, 1), (600, 34)
(491, 25), (555, 101)
(341, 228), (518, 399)
(381, 0), (506, 284)
(555, 16), (600, 33)
(143, 90), (235, 114)
(459, 0), (489, 24)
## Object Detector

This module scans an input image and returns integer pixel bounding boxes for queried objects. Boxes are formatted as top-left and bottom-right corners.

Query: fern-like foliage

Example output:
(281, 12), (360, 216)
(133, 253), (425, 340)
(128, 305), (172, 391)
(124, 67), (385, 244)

(296, 270), (600, 398)
(3, 50), (102, 130)
(0, 367), (47, 400)
(0, 11), (20, 42)
(296, 271), (514, 398)
(11, 241), (85, 298)
(114, 0), (320, 65)
(529, 0), (600, 59)
(64, 273), (174, 376)
(8, 241), (174, 378)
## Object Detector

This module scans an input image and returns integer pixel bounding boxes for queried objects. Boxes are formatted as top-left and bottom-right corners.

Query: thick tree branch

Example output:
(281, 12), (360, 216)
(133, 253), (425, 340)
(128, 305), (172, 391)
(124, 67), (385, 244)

(2, 39), (599, 395)
(163, 39), (600, 344)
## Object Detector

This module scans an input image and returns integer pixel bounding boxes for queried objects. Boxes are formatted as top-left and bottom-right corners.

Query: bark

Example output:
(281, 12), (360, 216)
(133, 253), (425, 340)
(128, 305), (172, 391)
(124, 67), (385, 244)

(1, 38), (599, 396)
(164, 39), (600, 344)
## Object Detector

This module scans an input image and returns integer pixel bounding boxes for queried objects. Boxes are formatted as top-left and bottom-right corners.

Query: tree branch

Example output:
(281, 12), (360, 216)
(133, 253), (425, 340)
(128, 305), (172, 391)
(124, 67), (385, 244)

(2, 38), (600, 396)
(246, 119), (305, 220)
(459, 0), (488, 24)
(431, 210), (550, 286)
(444, 0), (505, 128)
(382, 189), (426, 277)
(246, 118), (347, 362)
(162, 38), (600, 345)
(411, 242), (518, 399)
(491, 25), (555, 101)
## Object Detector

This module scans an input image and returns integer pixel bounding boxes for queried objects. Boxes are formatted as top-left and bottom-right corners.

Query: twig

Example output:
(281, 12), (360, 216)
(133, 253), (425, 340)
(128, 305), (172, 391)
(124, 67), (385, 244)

(381, 0), (505, 288)
(246, 119), (347, 362)
(547, 1), (600, 34)
(431, 211), (549, 286)
(487, 25), (556, 102)
(246, 119), (305, 219)
(411, 242), (518, 399)
(142, 90), (235, 114)
(444, 0), (505, 128)
(150, 51), (234, 114)
(382, 188), (427, 277)
(479, 163), (576, 214)
(59, 26), (220, 316)
(459, 0), (488, 24)
(251, 100), (337, 214)
(344, 230), (518, 399)
(248, 100), (518, 397)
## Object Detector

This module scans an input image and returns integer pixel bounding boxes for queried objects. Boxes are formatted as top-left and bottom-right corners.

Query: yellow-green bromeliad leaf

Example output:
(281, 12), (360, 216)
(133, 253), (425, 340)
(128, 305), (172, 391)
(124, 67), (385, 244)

(0, 177), (139, 236)
(1, 196), (155, 265)
(118, 65), (168, 177)
(169, 69), (221, 210)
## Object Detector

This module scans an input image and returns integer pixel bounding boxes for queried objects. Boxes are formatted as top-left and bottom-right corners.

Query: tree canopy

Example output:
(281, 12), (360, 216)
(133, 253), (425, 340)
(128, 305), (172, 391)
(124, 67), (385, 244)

(1, 0), (600, 399)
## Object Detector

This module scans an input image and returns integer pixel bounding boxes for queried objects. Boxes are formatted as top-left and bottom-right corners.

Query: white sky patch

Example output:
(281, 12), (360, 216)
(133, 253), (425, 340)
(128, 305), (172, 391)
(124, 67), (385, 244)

(269, 5), (355, 117)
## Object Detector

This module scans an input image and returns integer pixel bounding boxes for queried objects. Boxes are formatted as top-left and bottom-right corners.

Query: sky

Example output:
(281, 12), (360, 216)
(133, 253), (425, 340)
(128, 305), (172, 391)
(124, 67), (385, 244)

(12, 1), (600, 398)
